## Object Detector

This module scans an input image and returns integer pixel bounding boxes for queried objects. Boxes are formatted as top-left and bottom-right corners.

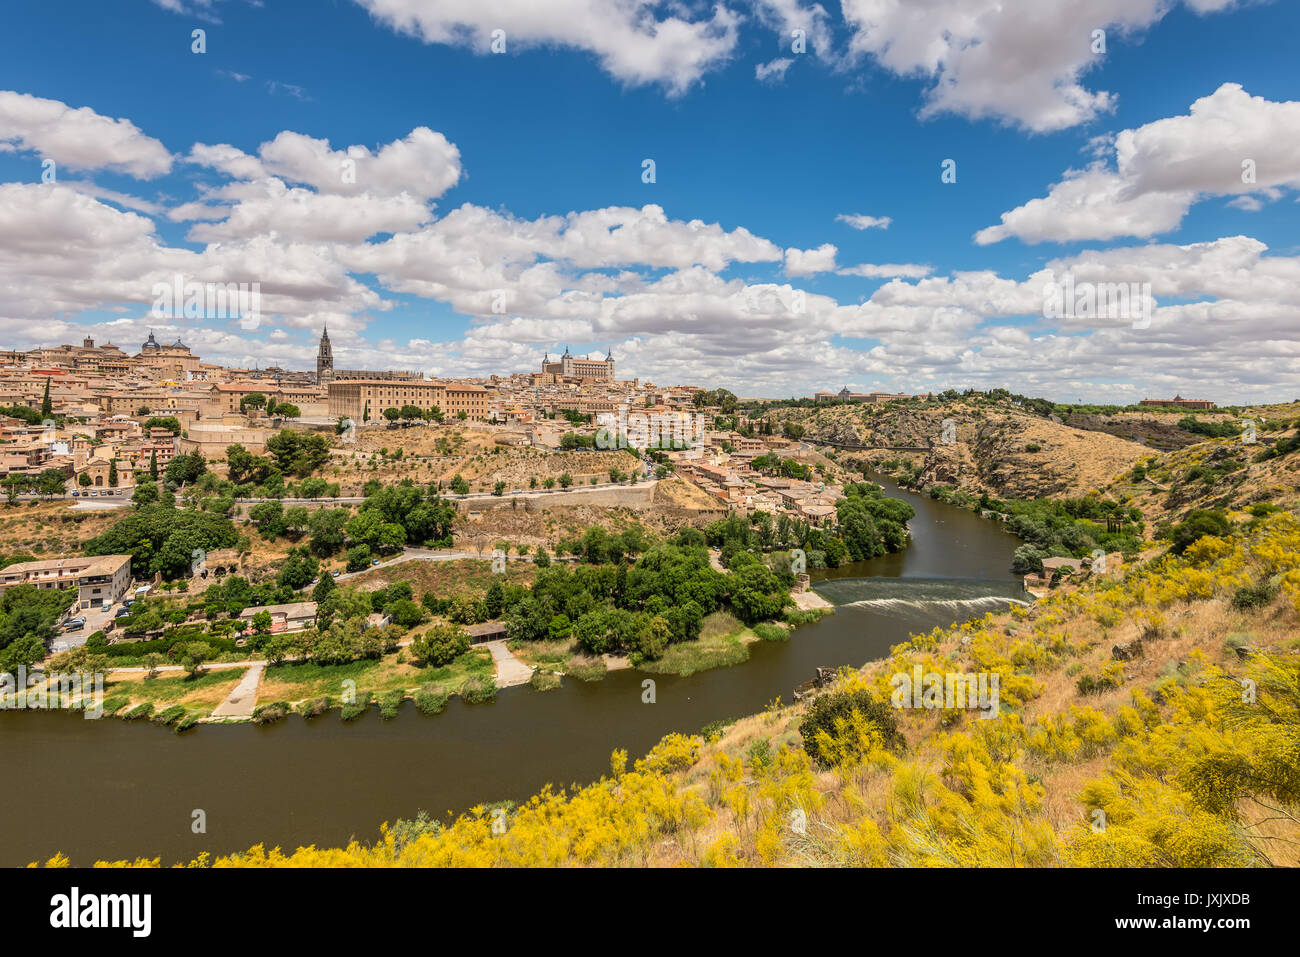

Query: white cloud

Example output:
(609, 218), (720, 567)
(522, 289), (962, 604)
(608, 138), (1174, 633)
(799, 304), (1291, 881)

(838, 262), (931, 279)
(191, 126), (463, 201)
(755, 58), (793, 82)
(752, 0), (834, 58)
(0, 91), (172, 178)
(836, 213), (890, 230)
(840, 0), (1240, 132)
(784, 243), (837, 276)
(352, 0), (741, 95)
(185, 179), (435, 243)
(977, 84), (1300, 244)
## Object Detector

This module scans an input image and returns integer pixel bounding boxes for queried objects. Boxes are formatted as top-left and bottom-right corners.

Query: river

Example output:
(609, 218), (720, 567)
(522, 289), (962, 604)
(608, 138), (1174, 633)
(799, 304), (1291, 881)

(0, 476), (1024, 866)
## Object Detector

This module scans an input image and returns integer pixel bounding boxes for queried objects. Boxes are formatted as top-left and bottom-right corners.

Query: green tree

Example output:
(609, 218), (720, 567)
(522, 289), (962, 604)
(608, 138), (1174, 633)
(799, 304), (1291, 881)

(144, 416), (182, 434)
(1169, 510), (1231, 554)
(312, 572), (337, 604)
(40, 377), (51, 417)
(411, 623), (469, 667)
(177, 641), (213, 678)
(249, 501), (286, 539)
(132, 482), (159, 507)
(239, 392), (267, 413)
(346, 543), (372, 571)
(307, 508), (349, 557)
(548, 613), (573, 641)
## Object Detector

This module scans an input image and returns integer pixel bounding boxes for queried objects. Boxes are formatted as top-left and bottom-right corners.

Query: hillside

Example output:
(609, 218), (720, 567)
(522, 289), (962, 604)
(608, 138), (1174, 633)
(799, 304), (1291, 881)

(84, 512), (1300, 867)
(1100, 422), (1300, 532)
(763, 398), (1150, 499)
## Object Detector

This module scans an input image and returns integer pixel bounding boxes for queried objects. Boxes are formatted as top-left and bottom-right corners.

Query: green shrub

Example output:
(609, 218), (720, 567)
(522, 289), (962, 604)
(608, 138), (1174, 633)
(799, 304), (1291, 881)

(798, 689), (904, 769)
(460, 675), (497, 704)
(564, 654), (606, 682)
(174, 714), (199, 733)
(1231, 582), (1279, 610)
(414, 684), (450, 715)
(252, 701), (292, 725)
(747, 737), (773, 770)
(296, 696), (331, 718)
(340, 690), (373, 721)
(378, 690), (404, 719)
(123, 702), (154, 721)
(784, 608), (830, 627)
(700, 717), (737, 743)
(529, 670), (561, 692)
(753, 622), (789, 642)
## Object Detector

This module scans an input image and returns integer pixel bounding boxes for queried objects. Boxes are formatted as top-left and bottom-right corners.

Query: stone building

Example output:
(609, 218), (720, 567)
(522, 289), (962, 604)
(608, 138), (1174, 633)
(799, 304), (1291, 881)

(542, 346), (615, 381)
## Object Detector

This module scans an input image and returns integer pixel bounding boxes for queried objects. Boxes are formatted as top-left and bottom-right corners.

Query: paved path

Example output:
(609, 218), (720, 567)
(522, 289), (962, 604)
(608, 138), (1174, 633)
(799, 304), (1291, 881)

(483, 639), (533, 688)
(210, 662), (265, 719)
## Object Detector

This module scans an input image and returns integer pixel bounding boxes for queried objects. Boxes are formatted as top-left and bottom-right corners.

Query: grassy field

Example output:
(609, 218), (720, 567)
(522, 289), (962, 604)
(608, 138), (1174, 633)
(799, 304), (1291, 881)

(511, 610), (766, 679)
(259, 647), (494, 707)
(638, 611), (756, 677)
(102, 667), (248, 719)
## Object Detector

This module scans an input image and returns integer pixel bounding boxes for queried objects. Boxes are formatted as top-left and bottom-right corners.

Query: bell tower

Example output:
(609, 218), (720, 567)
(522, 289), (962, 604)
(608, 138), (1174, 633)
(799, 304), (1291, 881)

(316, 325), (334, 385)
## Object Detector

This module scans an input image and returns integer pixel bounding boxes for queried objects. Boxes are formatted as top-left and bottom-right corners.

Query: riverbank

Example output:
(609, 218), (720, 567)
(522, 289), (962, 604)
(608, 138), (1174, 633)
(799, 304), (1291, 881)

(0, 472), (1029, 866)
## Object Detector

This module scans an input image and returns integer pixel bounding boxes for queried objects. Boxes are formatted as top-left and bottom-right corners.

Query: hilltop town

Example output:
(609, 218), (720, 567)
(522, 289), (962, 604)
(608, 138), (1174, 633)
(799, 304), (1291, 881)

(0, 330), (883, 523)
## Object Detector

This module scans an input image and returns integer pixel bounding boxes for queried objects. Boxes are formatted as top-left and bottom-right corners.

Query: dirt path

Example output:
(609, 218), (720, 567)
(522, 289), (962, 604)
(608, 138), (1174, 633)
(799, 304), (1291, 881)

(483, 639), (533, 688)
(209, 661), (265, 719)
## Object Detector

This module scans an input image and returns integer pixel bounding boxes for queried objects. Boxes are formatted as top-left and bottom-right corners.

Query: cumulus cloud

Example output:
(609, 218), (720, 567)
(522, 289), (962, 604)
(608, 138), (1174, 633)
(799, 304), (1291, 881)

(840, 0), (1241, 132)
(784, 243), (837, 276)
(184, 180), (435, 243)
(352, 0), (741, 95)
(977, 84), (1300, 244)
(4, 87), (1299, 402)
(189, 126), (462, 200)
(0, 91), (172, 177)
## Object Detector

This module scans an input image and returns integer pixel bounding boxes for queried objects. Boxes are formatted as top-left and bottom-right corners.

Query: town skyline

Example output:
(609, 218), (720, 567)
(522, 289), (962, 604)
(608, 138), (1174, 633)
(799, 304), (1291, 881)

(1, 2), (1298, 403)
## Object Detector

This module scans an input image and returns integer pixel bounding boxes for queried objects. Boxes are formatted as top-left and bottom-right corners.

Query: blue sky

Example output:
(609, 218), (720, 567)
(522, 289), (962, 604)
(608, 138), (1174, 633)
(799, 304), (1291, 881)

(0, 0), (1297, 401)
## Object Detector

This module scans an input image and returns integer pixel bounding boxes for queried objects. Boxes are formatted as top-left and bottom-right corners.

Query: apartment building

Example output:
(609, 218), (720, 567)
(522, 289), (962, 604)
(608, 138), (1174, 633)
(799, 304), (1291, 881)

(0, 554), (133, 610)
